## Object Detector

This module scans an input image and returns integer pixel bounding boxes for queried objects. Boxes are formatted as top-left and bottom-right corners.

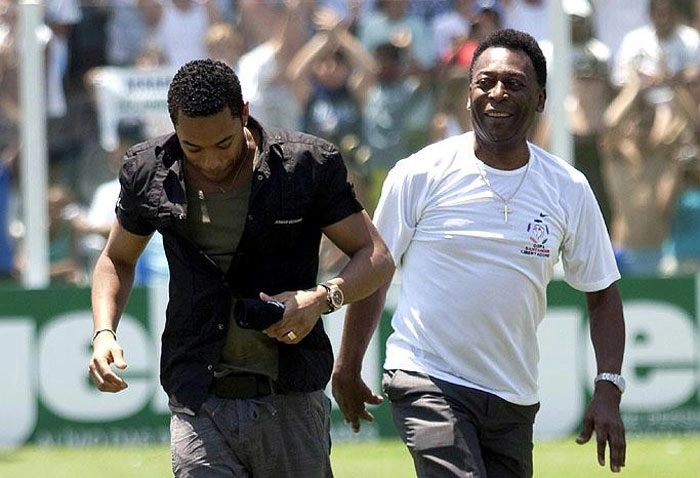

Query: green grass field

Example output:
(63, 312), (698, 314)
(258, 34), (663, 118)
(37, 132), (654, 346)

(1, 434), (698, 477)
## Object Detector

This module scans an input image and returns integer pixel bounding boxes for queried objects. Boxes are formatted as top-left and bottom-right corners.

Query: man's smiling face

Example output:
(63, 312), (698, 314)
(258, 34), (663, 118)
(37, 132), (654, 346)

(468, 47), (546, 152)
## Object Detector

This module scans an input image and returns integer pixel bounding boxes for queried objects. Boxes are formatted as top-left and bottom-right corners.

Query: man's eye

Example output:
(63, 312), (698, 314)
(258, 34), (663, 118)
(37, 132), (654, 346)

(505, 79), (524, 90)
(477, 78), (495, 89)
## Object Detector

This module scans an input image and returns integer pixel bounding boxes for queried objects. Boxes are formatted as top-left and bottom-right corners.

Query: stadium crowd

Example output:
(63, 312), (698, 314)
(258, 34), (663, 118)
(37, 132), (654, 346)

(0, 0), (698, 285)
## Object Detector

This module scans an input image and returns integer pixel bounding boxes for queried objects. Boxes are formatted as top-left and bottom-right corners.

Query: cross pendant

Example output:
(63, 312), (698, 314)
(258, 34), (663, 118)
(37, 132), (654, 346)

(503, 202), (510, 223)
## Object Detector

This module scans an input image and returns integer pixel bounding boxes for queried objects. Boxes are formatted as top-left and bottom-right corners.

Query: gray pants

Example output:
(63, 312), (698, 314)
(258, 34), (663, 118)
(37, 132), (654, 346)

(383, 369), (539, 478)
(171, 390), (333, 477)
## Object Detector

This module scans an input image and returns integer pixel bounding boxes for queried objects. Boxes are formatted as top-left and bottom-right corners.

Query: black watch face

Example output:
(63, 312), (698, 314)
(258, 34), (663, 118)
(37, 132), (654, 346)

(331, 289), (343, 307)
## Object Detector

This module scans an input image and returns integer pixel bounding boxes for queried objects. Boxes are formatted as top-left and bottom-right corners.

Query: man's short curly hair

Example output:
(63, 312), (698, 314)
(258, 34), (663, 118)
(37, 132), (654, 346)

(470, 28), (548, 88)
(167, 59), (244, 125)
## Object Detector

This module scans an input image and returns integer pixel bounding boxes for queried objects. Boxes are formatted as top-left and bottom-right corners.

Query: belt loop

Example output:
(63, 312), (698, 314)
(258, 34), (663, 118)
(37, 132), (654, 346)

(266, 376), (277, 395)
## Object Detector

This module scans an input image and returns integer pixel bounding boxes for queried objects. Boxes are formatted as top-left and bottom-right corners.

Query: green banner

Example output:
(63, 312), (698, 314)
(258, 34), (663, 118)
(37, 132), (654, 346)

(0, 276), (697, 448)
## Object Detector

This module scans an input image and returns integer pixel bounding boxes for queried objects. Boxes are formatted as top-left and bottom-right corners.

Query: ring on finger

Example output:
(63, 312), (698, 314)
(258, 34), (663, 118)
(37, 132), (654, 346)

(286, 330), (297, 342)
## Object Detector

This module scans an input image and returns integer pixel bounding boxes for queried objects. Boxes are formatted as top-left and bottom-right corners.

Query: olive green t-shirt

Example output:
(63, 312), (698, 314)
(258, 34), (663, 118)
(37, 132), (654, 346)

(186, 181), (279, 380)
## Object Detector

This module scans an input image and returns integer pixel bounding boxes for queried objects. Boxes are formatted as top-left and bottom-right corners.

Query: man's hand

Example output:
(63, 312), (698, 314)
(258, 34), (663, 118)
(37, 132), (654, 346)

(261, 288), (325, 343)
(576, 383), (626, 473)
(331, 370), (383, 433)
(88, 333), (128, 393)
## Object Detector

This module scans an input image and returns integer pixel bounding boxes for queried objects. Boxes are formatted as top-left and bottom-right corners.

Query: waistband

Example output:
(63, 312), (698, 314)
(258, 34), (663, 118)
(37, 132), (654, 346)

(212, 373), (282, 400)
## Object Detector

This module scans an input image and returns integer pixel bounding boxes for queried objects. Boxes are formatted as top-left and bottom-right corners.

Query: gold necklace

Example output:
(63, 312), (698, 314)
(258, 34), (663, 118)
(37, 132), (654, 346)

(477, 160), (530, 223)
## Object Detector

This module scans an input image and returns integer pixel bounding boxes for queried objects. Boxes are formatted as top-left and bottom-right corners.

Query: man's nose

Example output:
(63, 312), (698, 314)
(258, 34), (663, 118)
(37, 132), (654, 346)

(490, 81), (508, 100)
(202, 151), (226, 168)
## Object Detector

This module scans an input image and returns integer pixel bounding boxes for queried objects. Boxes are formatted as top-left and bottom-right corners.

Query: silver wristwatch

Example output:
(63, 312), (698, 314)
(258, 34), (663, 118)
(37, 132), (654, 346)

(320, 281), (344, 314)
(594, 373), (626, 394)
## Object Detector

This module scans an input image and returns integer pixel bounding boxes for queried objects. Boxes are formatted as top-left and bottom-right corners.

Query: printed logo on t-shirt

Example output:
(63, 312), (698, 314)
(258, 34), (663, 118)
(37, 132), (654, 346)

(520, 215), (551, 258)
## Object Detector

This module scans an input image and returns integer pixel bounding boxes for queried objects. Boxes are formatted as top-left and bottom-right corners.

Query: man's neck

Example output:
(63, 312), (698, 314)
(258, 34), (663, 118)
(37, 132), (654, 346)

(473, 141), (531, 170)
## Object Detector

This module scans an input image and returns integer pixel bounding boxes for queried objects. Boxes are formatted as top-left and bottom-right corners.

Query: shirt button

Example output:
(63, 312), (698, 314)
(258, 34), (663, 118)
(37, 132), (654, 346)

(247, 214), (253, 221)
(207, 364), (213, 371)
(218, 324), (224, 330)
(256, 174), (263, 181)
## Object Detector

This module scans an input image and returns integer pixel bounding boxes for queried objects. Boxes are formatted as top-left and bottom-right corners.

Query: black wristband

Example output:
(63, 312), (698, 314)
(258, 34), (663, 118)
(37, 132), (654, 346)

(91, 328), (117, 347)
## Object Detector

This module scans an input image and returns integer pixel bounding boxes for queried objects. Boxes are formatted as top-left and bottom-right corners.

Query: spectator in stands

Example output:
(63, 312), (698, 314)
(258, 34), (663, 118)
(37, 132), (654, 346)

(662, 66), (700, 275)
(287, 7), (376, 174)
(288, 6), (379, 274)
(357, 0), (437, 203)
(564, 0), (613, 227)
(45, 0), (83, 189)
(106, 0), (152, 67)
(611, 0), (700, 90)
(321, 0), (373, 34)
(430, 0), (503, 141)
(600, 0), (699, 276)
(443, 0), (503, 68)
(16, 184), (86, 286)
(237, 0), (311, 130)
(591, 0), (648, 65)
(152, 0), (221, 67)
(430, 0), (475, 64)
(600, 71), (696, 276)
(238, 0), (287, 50)
(357, 0), (436, 72)
(45, 0), (81, 120)
(72, 118), (146, 279)
(663, 155), (700, 276)
(205, 21), (245, 68)
(68, 1), (109, 79)
(362, 40), (433, 209)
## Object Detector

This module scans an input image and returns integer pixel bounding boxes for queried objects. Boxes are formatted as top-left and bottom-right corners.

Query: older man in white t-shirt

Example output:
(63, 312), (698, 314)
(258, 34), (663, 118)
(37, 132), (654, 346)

(333, 28), (626, 477)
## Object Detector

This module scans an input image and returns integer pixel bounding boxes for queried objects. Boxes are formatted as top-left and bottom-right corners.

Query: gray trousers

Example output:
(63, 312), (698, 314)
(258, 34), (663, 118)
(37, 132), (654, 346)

(383, 369), (539, 478)
(170, 390), (333, 478)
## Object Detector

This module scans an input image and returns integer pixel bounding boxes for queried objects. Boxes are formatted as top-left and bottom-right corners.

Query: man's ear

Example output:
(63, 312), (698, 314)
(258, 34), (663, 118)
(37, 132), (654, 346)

(466, 97), (472, 110)
(536, 88), (547, 113)
(242, 102), (250, 125)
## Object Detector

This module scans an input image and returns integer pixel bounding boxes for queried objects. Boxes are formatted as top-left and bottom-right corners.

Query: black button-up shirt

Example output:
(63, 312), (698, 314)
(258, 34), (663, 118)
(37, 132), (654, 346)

(116, 117), (362, 412)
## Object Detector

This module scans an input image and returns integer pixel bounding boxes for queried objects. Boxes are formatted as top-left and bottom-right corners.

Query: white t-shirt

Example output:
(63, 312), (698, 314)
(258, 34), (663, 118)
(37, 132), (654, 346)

(375, 132), (620, 405)
(81, 179), (120, 255)
(612, 24), (700, 87)
(591, 0), (648, 61)
(87, 179), (120, 229)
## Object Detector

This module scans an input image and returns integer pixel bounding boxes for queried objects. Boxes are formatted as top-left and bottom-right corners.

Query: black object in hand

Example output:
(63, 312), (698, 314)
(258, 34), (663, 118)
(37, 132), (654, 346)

(234, 298), (285, 330)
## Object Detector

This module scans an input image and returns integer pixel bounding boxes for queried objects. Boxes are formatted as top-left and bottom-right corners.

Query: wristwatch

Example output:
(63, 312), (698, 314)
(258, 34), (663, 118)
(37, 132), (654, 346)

(320, 281), (344, 314)
(594, 373), (626, 394)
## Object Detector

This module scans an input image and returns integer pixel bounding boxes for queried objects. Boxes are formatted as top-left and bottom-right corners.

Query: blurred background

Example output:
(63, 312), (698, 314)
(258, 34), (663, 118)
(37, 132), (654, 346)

(0, 0), (698, 457)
